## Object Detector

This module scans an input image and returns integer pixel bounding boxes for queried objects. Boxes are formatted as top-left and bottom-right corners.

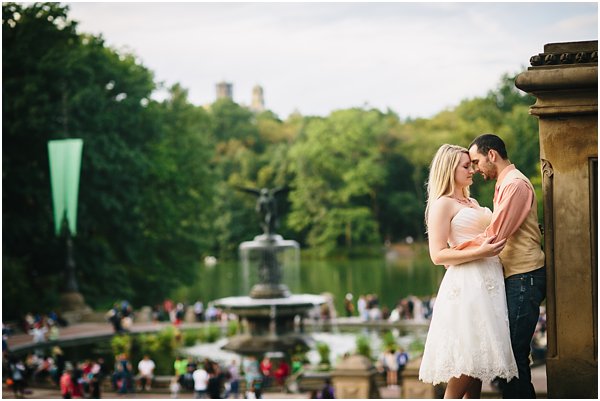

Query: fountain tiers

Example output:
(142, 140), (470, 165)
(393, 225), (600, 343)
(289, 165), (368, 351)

(215, 294), (325, 355)
(216, 294), (326, 356)
(214, 231), (325, 357)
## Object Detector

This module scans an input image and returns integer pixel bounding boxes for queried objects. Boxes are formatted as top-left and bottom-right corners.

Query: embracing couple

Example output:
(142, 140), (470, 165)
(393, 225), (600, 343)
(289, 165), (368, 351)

(418, 134), (546, 399)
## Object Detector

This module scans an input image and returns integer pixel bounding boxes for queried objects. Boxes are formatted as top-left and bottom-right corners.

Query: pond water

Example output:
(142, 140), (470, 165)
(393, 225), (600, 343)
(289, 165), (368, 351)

(173, 243), (445, 317)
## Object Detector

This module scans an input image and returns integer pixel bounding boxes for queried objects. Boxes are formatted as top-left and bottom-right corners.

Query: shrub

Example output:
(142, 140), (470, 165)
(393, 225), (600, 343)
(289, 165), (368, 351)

(182, 329), (203, 347)
(111, 334), (132, 357)
(382, 331), (396, 351)
(355, 335), (371, 359)
(316, 342), (331, 366)
(199, 324), (221, 343)
(227, 320), (240, 337)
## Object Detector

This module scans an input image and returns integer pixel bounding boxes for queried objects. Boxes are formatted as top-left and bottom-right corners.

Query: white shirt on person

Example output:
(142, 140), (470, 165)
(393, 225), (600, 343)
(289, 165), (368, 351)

(138, 359), (156, 377)
(193, 368), (208, 391)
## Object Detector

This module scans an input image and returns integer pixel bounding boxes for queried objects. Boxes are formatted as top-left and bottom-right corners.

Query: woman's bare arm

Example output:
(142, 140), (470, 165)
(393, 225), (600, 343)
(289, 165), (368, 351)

(427, 198), (506, 267)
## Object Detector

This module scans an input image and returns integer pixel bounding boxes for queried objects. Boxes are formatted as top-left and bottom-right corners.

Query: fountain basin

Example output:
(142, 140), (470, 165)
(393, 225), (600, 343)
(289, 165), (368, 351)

(215, 294), (325, 317)
(220, 332), (315, 355)
(215, 294), (326, 356)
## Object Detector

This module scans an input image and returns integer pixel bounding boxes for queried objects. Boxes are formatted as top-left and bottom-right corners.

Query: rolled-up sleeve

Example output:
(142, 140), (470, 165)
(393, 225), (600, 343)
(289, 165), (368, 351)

(485, 179), (533, 242)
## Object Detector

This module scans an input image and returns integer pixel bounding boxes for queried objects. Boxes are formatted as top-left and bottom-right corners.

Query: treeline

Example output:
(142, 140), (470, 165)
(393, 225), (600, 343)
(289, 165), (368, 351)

(2, 3), (541, 317)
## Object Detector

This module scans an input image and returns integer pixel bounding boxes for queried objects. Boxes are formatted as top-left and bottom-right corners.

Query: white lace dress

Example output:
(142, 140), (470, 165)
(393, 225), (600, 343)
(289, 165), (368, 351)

(419, 206), (518, 385)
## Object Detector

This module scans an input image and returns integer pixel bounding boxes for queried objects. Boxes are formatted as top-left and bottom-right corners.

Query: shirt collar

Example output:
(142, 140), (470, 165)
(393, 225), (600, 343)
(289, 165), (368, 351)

(496, 164), (516, 189)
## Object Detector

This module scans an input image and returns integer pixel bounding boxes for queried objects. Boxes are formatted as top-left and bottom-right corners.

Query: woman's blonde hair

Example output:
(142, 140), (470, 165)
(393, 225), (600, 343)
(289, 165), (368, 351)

(425, 144), (470, 230)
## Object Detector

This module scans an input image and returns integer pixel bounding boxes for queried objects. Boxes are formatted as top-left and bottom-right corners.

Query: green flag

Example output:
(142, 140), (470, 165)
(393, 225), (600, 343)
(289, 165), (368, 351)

(48, 139), (83, 236)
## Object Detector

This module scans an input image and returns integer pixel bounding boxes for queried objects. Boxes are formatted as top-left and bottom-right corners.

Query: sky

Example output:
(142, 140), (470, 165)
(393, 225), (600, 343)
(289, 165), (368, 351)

(66, 2), (598, 119)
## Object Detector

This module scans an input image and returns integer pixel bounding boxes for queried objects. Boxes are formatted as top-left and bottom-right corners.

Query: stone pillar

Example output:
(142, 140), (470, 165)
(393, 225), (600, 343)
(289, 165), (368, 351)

(137, 306), (153, 323)
(400, 356), (444, 398)
(515, 40), (598, 399)
(59, 292), (93, 324)
(331, 355), (380, 399)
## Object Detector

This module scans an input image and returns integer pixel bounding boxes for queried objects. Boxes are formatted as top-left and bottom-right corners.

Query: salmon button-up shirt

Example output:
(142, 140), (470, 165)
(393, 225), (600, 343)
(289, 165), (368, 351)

(455, 164), (533, 250)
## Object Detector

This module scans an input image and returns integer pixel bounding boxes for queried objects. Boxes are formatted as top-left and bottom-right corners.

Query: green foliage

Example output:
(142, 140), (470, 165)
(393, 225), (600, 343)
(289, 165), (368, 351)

(136, 333), (160, 355)
(156, 326), (178, 351)
(200, 324), (221, 343)
(3, 2), (83, 315)
(111, 328), (179, 375)
(134, 333), (172, 374)
(181, 325), (223, 346)
(2, 2), (217, 315)
(288, 109), (389, 253)
(355, 335), (371, 360)
(110, 334), (132, 356)
(382, 331), (396, 351)
(182, 329), (202, 347)
(316, 341), (331, 368)
(227, 320), (240, 337)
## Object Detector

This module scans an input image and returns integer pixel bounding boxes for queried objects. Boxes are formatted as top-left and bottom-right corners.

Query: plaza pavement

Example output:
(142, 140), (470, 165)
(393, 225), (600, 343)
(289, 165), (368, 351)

(1, 385), (315, 399)
(1, 376), (548, 399)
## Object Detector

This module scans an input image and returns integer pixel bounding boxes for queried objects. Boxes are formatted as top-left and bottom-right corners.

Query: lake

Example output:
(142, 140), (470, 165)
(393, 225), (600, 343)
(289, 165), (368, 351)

(172, 243), (445, 316)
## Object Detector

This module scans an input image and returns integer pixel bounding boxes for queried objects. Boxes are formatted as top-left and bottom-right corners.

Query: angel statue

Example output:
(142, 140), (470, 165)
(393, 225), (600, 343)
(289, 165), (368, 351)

(235, 186), (288, 235)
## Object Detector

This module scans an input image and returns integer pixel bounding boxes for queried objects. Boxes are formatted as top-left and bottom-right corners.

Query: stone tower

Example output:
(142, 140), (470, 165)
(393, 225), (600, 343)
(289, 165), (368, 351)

(216, 81), (233, 100)
(516, 40), (598, 399)
(251, 85), (265, 112)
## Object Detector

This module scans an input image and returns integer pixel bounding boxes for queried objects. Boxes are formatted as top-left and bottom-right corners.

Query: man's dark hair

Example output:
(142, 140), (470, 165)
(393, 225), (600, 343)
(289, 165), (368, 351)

(469, 133), (508, 159)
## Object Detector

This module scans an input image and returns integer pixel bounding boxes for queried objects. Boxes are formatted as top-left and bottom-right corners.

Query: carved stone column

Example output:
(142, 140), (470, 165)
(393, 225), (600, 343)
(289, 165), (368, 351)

(515, 40), (597, 398)
(331, 355), (381, 399)
(400, 356), (445, 399)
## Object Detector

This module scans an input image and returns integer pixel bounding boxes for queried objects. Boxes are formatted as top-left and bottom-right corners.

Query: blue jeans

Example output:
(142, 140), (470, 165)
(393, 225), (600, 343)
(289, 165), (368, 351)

(502, 267), (546, 399)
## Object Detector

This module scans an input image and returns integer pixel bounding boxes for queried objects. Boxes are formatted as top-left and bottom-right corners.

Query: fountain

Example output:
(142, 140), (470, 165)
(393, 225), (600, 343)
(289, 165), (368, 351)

(213, 187), (325, 356)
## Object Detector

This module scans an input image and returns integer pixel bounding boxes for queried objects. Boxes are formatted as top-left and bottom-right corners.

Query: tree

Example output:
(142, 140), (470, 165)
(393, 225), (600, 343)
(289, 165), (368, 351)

(3, 2), (87, 312)
(287, 109), (387, 254)
(131, 84), (217, 302)
(208, 99), (265, 255)
(2, 3), (220, 314)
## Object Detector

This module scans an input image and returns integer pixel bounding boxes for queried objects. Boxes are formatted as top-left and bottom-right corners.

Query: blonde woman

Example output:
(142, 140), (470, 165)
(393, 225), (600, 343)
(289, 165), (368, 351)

(418, 144), (517, 398)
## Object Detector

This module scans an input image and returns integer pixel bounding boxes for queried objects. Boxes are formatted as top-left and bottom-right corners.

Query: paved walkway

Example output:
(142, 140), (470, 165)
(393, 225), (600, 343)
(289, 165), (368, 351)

(4, 318), (429, 352)
(1, 385), (313, 399)
(5, 321), (189, 350)
(1, 377), (548, 399)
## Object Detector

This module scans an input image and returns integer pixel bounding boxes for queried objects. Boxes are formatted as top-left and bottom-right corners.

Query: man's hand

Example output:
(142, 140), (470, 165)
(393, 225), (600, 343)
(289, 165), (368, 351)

(444, 235), (506, 269)
(477, 235), (506, 257)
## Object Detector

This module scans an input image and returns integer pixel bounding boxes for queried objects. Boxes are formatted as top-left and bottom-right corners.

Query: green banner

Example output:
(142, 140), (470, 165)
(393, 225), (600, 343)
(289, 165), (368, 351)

(48, 139), (83, 236)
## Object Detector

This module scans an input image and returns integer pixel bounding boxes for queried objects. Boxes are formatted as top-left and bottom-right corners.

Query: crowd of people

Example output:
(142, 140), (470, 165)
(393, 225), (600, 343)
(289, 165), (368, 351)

(170, 353), (295, 399)
(150, 299), (223, 325)
(2, 346), (108, 399)
(100, 290), (438, 337)
(180, 356), (241, 398)
(341, 292), (435, 323)
(4, 311), (69, 346)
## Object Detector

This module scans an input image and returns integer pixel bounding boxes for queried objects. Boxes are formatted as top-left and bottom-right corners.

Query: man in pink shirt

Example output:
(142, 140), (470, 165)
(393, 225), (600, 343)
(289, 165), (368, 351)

(456, 134), (545, 399)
